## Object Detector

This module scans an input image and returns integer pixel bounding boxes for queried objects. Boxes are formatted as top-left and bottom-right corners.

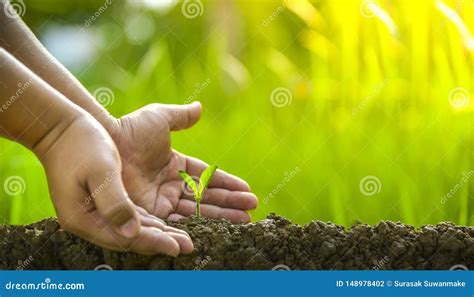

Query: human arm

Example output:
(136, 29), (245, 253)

(0, 1), (258, 222)
(0, 48), (193, 255)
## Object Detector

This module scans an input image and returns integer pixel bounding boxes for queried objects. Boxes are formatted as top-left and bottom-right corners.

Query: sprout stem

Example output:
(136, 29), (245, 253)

(196, 200), (201, 219)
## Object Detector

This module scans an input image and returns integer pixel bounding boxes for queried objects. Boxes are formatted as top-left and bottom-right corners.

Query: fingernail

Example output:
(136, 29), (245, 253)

(120, 219), (139, 238)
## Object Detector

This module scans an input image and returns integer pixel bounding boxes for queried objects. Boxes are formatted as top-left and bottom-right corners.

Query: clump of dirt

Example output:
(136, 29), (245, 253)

(0, 214), (472, 270)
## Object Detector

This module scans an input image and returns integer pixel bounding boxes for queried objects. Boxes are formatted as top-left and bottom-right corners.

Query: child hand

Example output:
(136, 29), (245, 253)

(108, 102), (258, 223)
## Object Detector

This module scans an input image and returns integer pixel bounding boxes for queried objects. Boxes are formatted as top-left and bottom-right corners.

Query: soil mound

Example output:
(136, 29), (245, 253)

(0, 214), (472, 270)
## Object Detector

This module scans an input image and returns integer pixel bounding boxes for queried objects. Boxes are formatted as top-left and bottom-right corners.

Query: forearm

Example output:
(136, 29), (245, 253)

(0, 0), (116, 133)
(0, 48), (84, 157)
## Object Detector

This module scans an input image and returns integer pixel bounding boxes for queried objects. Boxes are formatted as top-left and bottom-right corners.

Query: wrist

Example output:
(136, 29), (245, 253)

(0, 49), (89, 158)
(31, 108), (85, 160)
(81, 96), (121, 141)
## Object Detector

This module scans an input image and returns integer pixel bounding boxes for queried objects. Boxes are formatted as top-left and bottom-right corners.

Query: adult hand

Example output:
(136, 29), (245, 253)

(0, 48), (191, 256)
(40, 114), (193, 256)
(109, 102), (258, 223)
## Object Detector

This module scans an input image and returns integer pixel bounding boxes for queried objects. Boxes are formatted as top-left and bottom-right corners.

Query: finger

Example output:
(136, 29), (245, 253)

(168, 213), (185, 221)
(138, 213), (190, 238)
(137, 228), (182, 256)
(153, 182), (182, 218)
(164, 231), (194, 254)
(182, 188), (258, 210)
(125, 227), (185, 256)
(120, 227), (182, 256)
(139, 213), (166, 229)
(87, 168), (139, 239)
(176, 199), (251, 223)
(135, 206), (153, 217)
(164, 226), (191, 238)
(74, 210), (190, 256)
(57, 179), (190, 256)
(89, 213), (194, 257)
(135, 206), (172, 228)
(184, 155), (251, 191)
(162, 101), (202, 131)
(135, 207), (192, 248)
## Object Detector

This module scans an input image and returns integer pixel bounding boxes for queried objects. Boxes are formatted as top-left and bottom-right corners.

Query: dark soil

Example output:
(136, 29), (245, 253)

(0, 214), (473, 270)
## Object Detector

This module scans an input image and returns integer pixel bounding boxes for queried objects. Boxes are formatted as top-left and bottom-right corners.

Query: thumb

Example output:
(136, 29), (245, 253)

(88, 169), (140, 239)
(164, 101), (202, 131)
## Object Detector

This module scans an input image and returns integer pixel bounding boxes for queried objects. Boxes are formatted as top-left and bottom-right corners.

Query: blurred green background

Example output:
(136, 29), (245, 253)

(0, 0), (473, 226)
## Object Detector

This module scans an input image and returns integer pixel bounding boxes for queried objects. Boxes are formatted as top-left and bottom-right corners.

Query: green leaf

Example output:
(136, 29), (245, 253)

(198, 165), (218, 196)
(178, 170), (199, 196)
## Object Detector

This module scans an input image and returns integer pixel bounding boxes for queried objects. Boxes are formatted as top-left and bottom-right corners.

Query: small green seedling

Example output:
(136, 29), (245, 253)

(178, 165), (218, 219)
